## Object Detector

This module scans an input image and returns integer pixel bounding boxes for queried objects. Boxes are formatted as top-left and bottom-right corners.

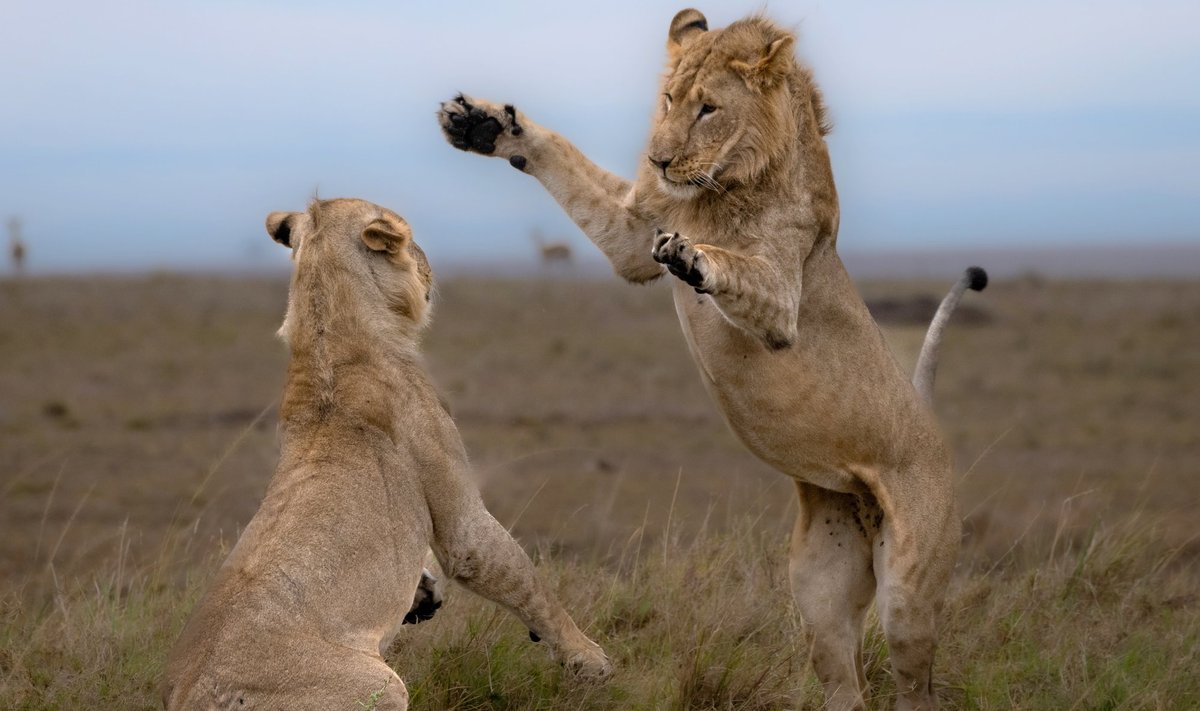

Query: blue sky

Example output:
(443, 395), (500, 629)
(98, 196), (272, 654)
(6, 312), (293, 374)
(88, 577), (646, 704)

(1, 0), (1198, 272)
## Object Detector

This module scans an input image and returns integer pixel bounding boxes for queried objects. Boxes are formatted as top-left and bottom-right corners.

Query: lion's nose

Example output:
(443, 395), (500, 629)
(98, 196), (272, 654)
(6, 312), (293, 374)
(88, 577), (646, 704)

(649, 155), (673, 173)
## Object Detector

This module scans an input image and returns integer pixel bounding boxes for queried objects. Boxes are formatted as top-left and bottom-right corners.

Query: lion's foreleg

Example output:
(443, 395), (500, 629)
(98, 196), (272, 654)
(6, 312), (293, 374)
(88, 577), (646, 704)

(652, 231), (801, 349)
(425, 480), (611, 678)
(438, 94), (663, 283)
(524, 134), (665, 283)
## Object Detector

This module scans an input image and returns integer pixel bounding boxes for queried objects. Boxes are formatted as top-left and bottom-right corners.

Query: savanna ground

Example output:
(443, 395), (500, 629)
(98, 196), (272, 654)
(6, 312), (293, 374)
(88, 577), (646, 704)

(1, 272), (1197, 709)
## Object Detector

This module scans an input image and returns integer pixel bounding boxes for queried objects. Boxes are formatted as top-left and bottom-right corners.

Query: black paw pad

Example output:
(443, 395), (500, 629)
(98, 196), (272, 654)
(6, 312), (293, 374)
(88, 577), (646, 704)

(466, 112), (502, 153)
(653, 235), (707, 289)
(509, 155), (528, 172)
(442, 96), (504, 155)
(528, 630), (541, 643)
(402, 598), (442, 625)
(668, 263), (705, 289)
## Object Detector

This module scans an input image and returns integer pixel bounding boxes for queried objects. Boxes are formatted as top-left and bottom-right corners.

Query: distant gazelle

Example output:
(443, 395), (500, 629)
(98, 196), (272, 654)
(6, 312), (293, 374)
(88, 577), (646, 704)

(532, 228), (573, 265)
(7, 217), (25, 275)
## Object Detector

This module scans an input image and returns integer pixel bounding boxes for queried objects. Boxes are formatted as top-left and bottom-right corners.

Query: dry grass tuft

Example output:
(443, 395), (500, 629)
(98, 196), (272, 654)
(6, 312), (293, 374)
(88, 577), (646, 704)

(5, 513), (1195, 709)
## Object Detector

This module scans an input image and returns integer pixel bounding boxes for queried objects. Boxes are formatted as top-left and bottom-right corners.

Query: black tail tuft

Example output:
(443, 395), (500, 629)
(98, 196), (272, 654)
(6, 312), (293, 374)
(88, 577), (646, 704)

(966, 266), (988, 292)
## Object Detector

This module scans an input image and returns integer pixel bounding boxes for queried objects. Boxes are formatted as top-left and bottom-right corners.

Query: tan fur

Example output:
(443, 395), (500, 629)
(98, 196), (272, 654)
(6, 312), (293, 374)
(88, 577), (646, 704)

(163, 198), (610, 711)
(438, 10), (984, 710)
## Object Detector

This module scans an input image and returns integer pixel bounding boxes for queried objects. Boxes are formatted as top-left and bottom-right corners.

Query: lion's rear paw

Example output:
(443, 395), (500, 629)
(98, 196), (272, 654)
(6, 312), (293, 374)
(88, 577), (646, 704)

(438, 94), (524, 157)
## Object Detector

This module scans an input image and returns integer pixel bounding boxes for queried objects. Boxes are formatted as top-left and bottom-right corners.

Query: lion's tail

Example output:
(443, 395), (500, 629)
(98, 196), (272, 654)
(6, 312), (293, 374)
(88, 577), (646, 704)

(912, 266), (988, 405)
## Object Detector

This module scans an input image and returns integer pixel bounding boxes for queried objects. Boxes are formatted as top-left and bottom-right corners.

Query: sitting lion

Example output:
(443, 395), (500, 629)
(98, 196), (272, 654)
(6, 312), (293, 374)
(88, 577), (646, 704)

(438, 10), (984, 711)
(162, 198), (611, 711)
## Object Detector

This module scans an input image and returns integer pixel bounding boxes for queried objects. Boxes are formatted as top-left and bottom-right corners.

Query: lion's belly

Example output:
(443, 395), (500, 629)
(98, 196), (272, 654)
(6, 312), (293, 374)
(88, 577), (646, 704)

(672, 284), (871, 494)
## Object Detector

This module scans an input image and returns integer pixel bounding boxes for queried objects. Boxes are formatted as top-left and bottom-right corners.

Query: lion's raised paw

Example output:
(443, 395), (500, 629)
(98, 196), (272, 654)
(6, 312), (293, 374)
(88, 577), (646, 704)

(438, 94), (524, 158)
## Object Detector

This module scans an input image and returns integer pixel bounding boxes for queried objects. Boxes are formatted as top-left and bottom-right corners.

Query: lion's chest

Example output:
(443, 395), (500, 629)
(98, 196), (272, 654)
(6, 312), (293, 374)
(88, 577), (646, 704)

(670, 282), (865, 493)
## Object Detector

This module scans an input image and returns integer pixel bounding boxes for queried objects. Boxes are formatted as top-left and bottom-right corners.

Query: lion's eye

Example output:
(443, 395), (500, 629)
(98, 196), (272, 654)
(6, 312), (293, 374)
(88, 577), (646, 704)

(664, 93), (673, 112)
(698, 103), (716, 118)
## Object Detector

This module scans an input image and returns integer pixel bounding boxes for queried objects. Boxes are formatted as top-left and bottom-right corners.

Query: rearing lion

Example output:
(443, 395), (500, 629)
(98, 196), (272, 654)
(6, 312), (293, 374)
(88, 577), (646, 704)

(163, 199), (610, 710)
(438, 9), (985, 710)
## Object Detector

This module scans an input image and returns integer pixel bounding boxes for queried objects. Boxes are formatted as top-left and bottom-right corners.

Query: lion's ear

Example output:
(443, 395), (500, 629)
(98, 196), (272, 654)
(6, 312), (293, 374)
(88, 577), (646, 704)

(361, 216), (412, 257)
(668, 8), (708, 54)
(732, 35), (795, 90)
(266, 211), (299, 248)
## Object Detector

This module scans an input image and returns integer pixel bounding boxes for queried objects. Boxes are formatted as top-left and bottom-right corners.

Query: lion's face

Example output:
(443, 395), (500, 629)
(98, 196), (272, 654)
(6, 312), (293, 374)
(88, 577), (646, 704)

(647, 10), (800, 199)
(267, 199), (434, 339)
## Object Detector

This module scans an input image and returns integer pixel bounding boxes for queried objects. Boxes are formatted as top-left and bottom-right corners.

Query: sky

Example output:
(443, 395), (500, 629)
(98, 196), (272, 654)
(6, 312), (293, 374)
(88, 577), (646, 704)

(1, 0), (1198, 273)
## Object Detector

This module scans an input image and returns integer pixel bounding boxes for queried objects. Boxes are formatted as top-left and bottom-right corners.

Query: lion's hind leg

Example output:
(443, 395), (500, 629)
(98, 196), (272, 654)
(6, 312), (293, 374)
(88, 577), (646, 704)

(174, 648), (408, 711)
(789, 482), (875, 711)
(871, 469), (960, 711)
(314, 658), (409, 711)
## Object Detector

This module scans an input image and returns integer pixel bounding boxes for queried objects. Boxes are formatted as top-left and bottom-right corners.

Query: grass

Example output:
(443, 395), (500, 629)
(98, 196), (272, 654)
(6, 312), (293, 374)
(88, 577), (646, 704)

(1, 274), (1197, 709)
(0, 558), (201, 709)
(2, 513), (1195, 709)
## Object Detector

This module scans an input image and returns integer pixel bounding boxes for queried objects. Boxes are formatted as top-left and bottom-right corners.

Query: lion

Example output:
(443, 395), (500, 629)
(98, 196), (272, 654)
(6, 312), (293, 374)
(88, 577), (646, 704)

(162, 198), (611, 711)
(437, 10), (985, 710)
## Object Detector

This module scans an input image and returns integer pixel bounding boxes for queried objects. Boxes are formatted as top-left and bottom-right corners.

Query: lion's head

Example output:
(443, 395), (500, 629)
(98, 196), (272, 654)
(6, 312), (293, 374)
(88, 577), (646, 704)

(267, 198), (434, 341)
(646, 9), (831, 199)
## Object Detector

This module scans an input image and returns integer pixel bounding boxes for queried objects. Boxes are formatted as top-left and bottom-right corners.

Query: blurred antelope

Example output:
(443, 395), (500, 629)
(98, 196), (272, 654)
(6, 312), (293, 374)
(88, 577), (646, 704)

(7, 217), (25, 275)
(532, 229), (572, 265)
